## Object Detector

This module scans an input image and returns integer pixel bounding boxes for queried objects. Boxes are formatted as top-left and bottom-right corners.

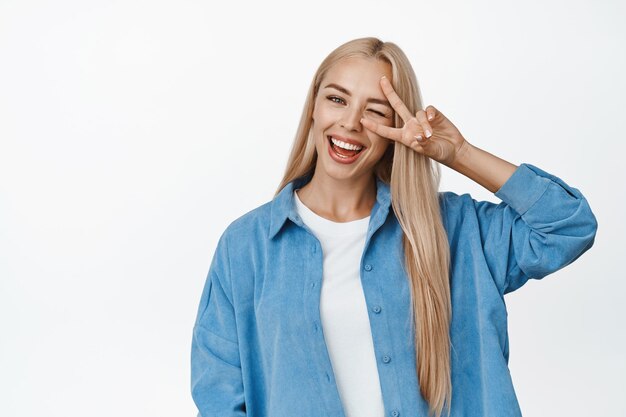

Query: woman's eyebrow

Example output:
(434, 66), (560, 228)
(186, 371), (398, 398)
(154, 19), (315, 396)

(323, 83), (392, 108)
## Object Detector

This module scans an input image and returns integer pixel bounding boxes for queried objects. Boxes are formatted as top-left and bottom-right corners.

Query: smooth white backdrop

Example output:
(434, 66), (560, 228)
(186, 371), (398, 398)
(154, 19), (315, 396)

(1, 0), (624, 416)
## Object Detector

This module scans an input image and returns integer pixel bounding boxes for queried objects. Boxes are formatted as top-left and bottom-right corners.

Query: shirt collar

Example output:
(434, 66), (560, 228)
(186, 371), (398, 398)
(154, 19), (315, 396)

(268, 173), (392, 240)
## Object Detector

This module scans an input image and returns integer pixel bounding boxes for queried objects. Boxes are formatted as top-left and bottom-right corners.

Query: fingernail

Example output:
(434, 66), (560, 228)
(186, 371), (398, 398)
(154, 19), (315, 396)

(415, 135), (423, 141)
(428, 114), (433, 121)
(425, 129), (432, 138)
(381, 75), (387, 80)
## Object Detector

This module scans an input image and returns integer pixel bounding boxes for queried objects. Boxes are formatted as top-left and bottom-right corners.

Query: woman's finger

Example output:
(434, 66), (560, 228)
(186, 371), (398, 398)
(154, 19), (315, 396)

(361, 117), (403, 141)
(377, 116), (426, 151)
(415, 110), (433, 139)
(409, 137), (425, 152)
(380, 76), (413, 123)
(425, 105), (437, 121)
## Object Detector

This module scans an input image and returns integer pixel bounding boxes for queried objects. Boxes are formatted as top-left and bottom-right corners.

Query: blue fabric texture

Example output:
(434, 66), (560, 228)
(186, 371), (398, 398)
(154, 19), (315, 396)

(191, 163), (598, 417)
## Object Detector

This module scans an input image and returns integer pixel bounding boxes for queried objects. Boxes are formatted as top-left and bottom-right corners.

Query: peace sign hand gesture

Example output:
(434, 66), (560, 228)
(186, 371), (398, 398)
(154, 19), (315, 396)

(360, 76), (468, 167)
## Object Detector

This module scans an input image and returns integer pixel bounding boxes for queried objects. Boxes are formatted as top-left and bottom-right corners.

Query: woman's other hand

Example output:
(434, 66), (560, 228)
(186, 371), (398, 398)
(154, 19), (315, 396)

(360, 75), (468, 166)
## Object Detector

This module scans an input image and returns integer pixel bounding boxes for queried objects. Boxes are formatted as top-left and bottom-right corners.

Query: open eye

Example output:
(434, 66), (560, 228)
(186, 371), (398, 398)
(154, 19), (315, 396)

(327, 95), (345, 105)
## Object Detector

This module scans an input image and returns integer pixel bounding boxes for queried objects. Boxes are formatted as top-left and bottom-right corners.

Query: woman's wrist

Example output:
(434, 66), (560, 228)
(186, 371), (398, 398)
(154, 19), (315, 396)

(447, 139), (473, 171)
(446, 140), (518, 193)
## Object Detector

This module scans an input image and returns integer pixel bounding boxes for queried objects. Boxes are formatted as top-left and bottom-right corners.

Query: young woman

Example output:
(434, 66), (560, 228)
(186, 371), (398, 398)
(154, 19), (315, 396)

(190, 37), (597, 417)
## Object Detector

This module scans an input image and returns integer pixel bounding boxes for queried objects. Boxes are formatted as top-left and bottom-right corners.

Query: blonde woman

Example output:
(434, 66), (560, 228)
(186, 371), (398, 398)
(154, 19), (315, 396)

(190, 37), (597, 417)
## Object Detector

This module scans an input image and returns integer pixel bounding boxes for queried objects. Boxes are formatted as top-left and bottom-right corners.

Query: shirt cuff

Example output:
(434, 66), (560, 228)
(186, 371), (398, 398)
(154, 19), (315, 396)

(494, 163), (551, 216)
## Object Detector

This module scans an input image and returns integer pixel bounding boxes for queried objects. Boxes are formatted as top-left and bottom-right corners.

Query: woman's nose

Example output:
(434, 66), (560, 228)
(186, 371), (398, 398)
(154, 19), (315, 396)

(340, 108), (363, 132)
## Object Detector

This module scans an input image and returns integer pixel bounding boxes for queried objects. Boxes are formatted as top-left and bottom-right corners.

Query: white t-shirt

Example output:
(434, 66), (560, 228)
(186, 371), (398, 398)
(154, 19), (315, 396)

(293, 189), (385, 417)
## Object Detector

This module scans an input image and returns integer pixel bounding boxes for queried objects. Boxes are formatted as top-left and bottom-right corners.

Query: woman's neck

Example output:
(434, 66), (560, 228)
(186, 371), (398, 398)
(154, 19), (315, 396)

(295, 173), (376, 223)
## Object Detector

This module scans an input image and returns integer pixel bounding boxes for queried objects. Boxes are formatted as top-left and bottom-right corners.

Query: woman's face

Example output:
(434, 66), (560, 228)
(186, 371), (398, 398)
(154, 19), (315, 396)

(311, 57), (395, 183)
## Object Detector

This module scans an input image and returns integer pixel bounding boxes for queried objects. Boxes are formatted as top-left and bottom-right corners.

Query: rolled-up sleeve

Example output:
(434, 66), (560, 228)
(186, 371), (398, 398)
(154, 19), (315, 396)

(191, 231), (246, 416)
(473, 163), (598, 294)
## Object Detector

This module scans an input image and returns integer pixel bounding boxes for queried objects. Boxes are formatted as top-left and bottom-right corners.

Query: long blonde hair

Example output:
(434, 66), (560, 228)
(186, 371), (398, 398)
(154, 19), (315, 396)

(274, 37), (452, 417)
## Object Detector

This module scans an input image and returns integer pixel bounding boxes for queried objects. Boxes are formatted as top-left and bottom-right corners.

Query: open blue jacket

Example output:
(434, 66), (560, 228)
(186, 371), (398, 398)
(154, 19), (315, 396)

(191, 163), (597, 417)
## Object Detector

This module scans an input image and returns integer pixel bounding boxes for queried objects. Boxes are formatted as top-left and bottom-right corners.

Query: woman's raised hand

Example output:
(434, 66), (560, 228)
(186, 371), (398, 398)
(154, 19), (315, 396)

(361, 75), (468, 166)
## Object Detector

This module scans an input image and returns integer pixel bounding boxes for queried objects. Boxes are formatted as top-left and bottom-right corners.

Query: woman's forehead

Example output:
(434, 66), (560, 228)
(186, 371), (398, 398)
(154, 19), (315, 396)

(322, 58), (391, 94)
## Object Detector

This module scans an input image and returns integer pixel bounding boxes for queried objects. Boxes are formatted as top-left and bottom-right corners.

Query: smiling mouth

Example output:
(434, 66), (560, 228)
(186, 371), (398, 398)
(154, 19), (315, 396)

(327, 135), (365, 158)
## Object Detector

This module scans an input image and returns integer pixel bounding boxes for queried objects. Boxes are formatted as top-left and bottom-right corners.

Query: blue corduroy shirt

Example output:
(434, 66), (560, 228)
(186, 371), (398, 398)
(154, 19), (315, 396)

(191, 163), (598, 417)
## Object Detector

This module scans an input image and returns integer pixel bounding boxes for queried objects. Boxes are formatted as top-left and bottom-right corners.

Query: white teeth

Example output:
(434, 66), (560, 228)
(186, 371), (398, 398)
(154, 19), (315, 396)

(330, 136), (363, 151)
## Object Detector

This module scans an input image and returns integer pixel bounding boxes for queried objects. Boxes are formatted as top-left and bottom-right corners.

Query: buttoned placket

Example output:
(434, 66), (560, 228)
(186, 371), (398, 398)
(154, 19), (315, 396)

(288, 186), (404, 417)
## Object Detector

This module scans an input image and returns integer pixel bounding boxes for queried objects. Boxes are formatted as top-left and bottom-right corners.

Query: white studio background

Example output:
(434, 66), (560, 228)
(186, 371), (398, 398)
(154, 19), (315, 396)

(0, 0), (624, 416)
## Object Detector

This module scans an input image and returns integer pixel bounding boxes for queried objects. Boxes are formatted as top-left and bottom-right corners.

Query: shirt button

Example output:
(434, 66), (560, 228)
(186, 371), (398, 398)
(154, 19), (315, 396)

(382, 355), (391, 363)
(391, 410), (400, 417)
(372, 305), (382, 313)
(364, 264), (372, 271)
(294, 215), (301, 222)
(311, 282), (316, 289)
